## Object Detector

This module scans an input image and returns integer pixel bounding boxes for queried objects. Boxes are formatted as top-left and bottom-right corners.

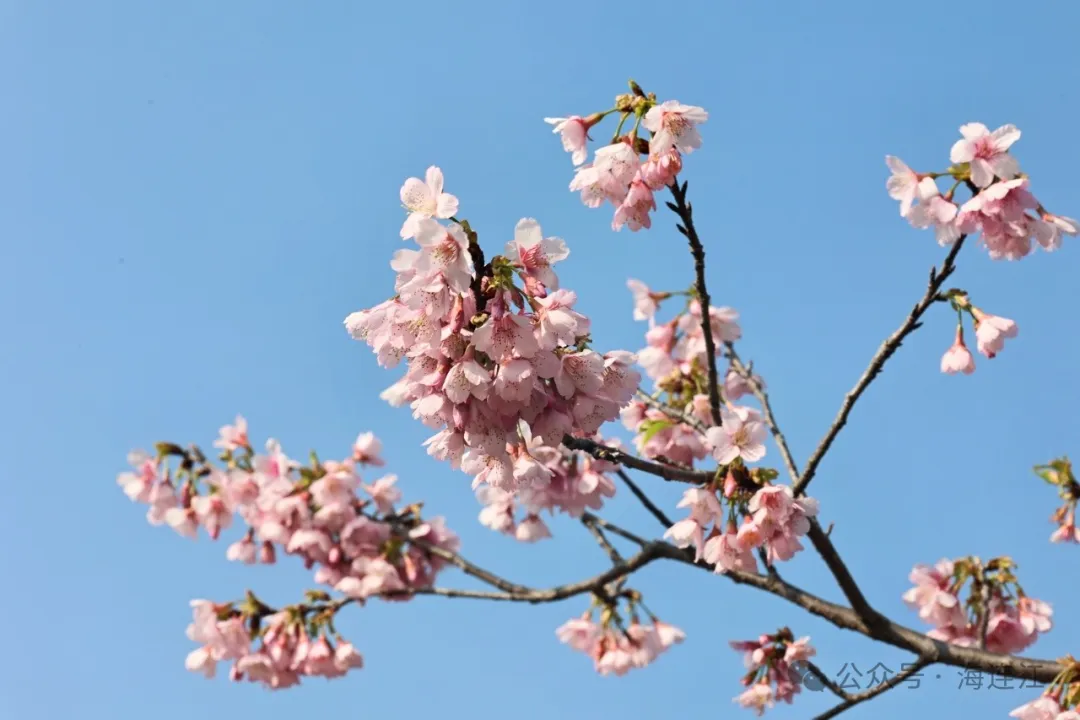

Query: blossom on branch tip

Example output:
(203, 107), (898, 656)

(643, 101), (708, 156)
(885, 156), (920, 217)
(544, 116), (590, 166)
(399, 166), (459, 240)
(941, 327), (976, 375)
(949, 122), (1021, 189)
(971, 309), (1017, 359)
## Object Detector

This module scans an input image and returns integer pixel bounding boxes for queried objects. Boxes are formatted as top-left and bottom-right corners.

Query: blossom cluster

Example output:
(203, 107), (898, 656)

(887, 122), (1077, 260)
(117, 421), (462, 687)
(729, 629), (816, 716)
(183, 597), (364, 689)
(546, 81), (707, 231)
(939, 291), (1019, 375)
(556, 597), (685, 676)
(344, 168), (641, 538)
(666, 479), (819, 572)
(621, 277), (751, 466)
(903, 556), (1052, 654)
(1034, 458), (1080, 544)
(1010, 666), (1080, 720)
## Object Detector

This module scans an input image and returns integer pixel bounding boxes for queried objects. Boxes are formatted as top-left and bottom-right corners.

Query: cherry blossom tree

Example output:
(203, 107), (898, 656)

(115, 80), (1080, 718)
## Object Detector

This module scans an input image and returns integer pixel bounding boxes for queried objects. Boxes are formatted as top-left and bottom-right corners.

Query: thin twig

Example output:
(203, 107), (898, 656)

(725, 343), (800, 483)
(793, 236), (968, 497)
(804, 661), (849, 699)
(582, 512), (649, 547)
(725, 343), (882, 628)
(667, 180), (723, 427)
(616, 468), (674, 528)
(581, 514), (627, 565)
(635, 389), (708, 434)
(562, 434), (713, 485)
(811, 657), (934, 720)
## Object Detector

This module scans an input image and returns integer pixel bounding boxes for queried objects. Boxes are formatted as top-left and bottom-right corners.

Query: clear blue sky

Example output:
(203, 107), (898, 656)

(3, 2), (1078, 718)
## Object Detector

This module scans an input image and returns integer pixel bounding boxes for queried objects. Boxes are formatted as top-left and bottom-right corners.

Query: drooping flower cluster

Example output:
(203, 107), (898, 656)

(939, 291), (1019, 375)
(887, 123), (1077, 260)
(556, 593), (685, 676)
(620, 278), (750, 465)
(729, 629), (816, 716)
(664, 475), (819, 571)
(1034, 458), (1080, 544)
(117, 422), (463, 686)
(476, 443), (623, 541)
(1010, 662), (1080, 720)
(183, 596), (364, 689)
(903, 556), (1052, 654)
(345, 171), (640, 539)
(547, 82), (707, 232)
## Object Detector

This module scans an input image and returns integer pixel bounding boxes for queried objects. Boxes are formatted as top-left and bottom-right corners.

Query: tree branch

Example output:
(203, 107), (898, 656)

(666, 180), (723, 427)
(562, 434), (713, 485)
(725, 343), (800, 483)
(793, 236), (967, 497)
(615, 468), (674, 529)
(405, 541), (670, 604)
(582, 512), (649, 547)
(811, 656), (934, 720)
(656, 542), (1063, 684)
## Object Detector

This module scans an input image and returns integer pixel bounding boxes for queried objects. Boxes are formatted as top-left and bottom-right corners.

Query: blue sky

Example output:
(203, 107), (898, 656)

(3, 2), (1079, 718)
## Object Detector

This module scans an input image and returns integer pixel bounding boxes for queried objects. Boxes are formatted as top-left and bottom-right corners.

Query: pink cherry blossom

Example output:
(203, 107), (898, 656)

(544, 116), (590, 165)
(412, 220), (475, 293)
(214, 415), (249, 451)
(117, 450), (158, 503)
(352, 432), (384, 466)
(643, 101), (708, 155)
(515, 514), (552, 542)
(703, 522), (759, 573)
(612, 172), (656, 232)
(705, 406), (768, 464)
(1008, 696), (1061, 720)
(362, 474), (402, 514)
(949, 122), (1021, 188)
(735, 682), (775, 716)
(626, 278), (664, 323)
(504, 218), (570, 290)
(535, 289), (589, 349)
(940, 327), (976, 375)
(885, 156), (920, 216)
(399, 166), (459, 239)
(1033, 212), (1078, 251)
(591, 141), (640, 202)
(971, 309), (1017, 359)
(902, 559), (965, 629)
(907, 178), (960, 246)
(640, 147), (682, 189)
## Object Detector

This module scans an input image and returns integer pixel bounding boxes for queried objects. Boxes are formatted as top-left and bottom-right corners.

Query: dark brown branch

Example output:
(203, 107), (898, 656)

(666, 180), (723, 427)
(793, 236), (967, 496)
(656, 542), (1063, 684)
(562, 434), (713, 484)
(615, 469), (675, 528)
(805, 520), (887, 631)
(812, 657), (934, 720)
(804, 661), (849, 699)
